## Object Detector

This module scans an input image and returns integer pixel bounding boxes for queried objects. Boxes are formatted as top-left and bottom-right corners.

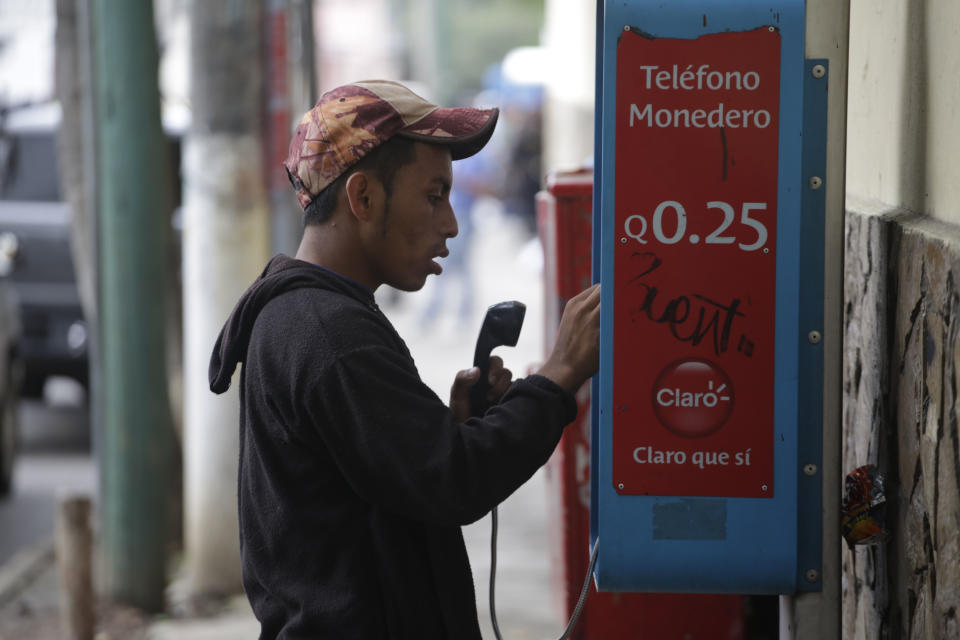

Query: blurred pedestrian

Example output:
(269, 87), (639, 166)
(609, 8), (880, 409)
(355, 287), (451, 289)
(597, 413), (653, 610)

(208, 79), (600, 640)
(501, 105), (542, 235)
(495, 80), (543, 236)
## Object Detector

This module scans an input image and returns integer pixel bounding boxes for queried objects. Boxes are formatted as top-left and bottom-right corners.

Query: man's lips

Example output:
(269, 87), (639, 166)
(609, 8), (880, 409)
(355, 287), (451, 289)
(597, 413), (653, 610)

(430, 247), (449, 275)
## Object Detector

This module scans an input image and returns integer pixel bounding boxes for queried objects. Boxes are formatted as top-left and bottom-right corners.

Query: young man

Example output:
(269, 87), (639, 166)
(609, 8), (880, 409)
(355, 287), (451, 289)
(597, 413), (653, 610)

(209, 80), (600, 639)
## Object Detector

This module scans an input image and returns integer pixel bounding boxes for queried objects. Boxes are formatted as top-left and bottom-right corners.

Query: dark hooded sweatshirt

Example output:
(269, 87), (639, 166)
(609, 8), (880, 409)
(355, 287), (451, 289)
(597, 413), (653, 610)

(209, 255), (577, 639)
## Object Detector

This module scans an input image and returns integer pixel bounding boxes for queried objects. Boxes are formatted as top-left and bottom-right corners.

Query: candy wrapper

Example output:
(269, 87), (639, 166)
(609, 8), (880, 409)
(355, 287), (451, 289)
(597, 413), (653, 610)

(841, 464), (888, 548)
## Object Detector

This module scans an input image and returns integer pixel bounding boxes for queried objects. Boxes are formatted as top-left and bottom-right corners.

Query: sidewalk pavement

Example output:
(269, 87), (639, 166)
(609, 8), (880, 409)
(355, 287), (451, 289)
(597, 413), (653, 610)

(0, 468), (564, 639)
(0, 207), (570, 639)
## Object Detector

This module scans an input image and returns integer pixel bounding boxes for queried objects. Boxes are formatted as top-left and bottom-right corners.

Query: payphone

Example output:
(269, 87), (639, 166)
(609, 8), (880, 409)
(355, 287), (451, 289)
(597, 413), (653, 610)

(591, 2), (847, 632)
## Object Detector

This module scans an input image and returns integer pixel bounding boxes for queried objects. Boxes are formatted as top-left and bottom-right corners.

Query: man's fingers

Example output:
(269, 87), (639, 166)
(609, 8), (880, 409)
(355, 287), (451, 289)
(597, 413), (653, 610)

(486, 355), (504, 384)
(570, 282), (601, 306)
(449, 367), (481, 424)
(450, 367), (481, 405)
(450, 355), (517, 420)
(487, 365), (513, 403)
(535, 283), (601, 393)
(452, 366), (481, 392)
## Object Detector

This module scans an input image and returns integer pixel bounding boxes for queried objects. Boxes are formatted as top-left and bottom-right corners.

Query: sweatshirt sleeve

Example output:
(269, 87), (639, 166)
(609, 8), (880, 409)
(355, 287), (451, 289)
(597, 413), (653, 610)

(304, 344), (577, 526)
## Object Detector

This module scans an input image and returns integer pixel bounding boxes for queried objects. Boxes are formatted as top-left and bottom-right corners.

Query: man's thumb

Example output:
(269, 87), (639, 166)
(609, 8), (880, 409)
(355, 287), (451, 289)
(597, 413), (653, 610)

(450, 367), (481, 422)
(451, 367), (480, 397)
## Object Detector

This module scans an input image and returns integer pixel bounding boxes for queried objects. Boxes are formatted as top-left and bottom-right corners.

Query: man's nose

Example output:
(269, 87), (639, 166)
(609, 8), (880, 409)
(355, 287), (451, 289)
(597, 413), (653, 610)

(443, 201), (459, 238)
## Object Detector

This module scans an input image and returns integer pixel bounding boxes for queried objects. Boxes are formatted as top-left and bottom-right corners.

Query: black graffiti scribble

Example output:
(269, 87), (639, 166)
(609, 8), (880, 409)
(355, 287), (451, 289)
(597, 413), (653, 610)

(737, 334), (754, 357)
(626, 251), (750, 357)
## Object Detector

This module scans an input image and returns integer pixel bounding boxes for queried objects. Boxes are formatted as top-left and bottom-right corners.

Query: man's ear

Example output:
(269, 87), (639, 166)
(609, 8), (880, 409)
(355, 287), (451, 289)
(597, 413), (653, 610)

(344, 171), (378, 222)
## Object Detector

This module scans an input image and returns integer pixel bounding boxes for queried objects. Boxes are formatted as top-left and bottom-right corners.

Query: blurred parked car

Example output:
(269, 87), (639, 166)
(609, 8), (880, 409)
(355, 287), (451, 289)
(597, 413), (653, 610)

(0, 239), (23, 495)
(0, 102), (88, 399)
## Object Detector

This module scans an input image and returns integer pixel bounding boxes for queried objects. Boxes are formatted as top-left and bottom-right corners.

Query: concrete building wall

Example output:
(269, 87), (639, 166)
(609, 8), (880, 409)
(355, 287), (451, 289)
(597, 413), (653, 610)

(846, 0), (960, 222)
(843, 1), (960, 638)
(541, 0), (596, 174)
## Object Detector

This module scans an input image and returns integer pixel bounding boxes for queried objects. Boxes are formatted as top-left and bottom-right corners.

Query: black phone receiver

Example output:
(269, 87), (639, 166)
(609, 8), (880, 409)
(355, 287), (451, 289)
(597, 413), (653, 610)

(469, 300), (526, 418)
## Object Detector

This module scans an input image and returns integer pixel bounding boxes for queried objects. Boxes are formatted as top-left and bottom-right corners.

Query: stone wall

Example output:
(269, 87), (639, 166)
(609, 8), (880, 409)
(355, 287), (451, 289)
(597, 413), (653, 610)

(843, 199), (960, 639)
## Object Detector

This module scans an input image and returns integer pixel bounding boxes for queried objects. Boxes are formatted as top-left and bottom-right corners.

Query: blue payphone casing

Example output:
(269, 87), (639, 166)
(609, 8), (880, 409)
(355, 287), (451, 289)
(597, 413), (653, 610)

(591, 0), (827, 594)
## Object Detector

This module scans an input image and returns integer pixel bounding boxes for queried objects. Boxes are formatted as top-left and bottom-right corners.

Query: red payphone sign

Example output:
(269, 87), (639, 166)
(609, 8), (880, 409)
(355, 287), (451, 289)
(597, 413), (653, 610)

(613, 27), (781, 498)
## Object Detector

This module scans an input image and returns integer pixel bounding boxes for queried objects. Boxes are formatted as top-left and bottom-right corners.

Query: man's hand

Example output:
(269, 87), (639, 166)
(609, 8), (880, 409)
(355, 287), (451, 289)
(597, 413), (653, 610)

(449, 355), (513, 423)
(536, 283), (601, 393)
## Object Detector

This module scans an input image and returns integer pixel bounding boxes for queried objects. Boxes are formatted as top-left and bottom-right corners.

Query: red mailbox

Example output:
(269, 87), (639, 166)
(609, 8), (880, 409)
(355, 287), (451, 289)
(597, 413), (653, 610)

(538, 168), (746, 639)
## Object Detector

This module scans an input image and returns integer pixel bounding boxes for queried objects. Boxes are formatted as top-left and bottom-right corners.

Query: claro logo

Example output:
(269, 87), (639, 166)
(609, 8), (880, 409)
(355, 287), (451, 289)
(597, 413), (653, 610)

(652, 358), (734, 438)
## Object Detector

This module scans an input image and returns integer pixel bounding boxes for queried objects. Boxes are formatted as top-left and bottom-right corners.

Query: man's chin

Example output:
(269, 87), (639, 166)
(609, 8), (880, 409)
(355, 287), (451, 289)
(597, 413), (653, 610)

(390, 276), (429, 293)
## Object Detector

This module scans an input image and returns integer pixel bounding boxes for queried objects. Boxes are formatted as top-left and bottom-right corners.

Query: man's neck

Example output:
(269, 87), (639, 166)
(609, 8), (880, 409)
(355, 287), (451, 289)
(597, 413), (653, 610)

(295, 224), (379, 291)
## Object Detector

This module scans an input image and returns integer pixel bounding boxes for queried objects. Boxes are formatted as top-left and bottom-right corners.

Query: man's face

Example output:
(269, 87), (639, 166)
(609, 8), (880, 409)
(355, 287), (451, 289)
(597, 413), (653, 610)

(367, 142), (458, 292)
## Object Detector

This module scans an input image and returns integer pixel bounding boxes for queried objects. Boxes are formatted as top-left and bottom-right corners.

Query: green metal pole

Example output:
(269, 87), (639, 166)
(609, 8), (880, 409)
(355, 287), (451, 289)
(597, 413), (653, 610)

(94, 0), (173, 612)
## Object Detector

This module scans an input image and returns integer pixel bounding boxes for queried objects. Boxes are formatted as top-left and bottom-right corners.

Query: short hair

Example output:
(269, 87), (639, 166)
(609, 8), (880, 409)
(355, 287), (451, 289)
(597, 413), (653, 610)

(303, 136), (419, 226)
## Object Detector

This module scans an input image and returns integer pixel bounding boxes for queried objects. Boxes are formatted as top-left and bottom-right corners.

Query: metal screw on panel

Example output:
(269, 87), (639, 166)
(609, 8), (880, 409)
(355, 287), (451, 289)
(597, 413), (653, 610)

(763, 247), (770, 254)
(804, 463), (818, 476)
(768, 26), (775, 32)
(624, 25), (631, 32)
(761, 484), (768, 492)
(620, 237), (628, 244)
(618, 483), (625, 490)
(805, 569), (820, 583)
(811, 64), (826, 79)
(809, 176), (823, 189)
(808, 330), (822, 344)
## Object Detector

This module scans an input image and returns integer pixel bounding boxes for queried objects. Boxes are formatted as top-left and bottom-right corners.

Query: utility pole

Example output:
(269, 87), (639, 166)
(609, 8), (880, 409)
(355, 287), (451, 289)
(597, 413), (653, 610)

(267, 0), (317, 254)
(287, 0), (317, 118)
(93, 0), (175, 612)
(183, 0), (270, 596)
(264, 0), (300, 255)
(55, 0), (102, 513)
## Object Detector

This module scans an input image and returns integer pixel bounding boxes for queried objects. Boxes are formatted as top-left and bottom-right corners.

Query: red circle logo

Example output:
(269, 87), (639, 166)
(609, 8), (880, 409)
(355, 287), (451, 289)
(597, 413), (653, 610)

(651, 358), (734, 438)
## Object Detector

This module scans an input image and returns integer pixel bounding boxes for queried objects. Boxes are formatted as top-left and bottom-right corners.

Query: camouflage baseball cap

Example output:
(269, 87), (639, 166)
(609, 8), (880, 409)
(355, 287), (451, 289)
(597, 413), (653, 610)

(284, 79), (499, 210)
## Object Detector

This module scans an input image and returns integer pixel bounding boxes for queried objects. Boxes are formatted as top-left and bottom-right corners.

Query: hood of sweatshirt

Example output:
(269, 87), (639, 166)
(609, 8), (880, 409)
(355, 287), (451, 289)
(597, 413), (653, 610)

(208, 254), (375, 394)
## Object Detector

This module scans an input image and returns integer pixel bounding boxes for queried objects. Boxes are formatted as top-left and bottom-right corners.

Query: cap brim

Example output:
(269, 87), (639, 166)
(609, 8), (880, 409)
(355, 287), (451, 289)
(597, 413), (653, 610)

(396, 107), (499, 160)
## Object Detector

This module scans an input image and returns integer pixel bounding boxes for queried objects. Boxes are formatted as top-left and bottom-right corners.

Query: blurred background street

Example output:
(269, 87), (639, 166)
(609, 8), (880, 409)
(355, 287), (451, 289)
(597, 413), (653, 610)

(3, 0), (956, 637)
(0, 0), (601, 636)
(0, 202), (566, 639)
(0, 388), (92, 568)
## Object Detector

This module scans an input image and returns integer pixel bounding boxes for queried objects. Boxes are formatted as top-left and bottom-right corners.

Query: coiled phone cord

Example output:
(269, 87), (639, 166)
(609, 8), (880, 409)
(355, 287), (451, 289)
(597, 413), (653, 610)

(488, 507), (503, 640)
(489, 506), (600, 640)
